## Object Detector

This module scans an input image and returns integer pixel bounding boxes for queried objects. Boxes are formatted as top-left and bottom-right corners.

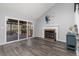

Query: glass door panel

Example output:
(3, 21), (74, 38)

(28, 22), (33, 37)
(19, 21), (27, 39)
(7, 19), (18, 42)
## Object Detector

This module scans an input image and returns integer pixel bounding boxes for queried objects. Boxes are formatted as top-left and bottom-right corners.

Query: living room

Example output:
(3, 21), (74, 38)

(0, 3), (79, 56)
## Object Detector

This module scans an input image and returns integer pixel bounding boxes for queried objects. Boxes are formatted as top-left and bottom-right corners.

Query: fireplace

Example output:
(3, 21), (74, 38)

(44, 29), (56, 41)
(42, 26), (58, 41)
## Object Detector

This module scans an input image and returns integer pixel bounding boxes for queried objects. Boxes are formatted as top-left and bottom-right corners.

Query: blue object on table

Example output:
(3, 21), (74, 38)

(66, 32), (76, 51)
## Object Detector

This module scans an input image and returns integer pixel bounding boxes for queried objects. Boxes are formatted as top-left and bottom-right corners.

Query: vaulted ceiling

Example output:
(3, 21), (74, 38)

(0, 3), (55, 20)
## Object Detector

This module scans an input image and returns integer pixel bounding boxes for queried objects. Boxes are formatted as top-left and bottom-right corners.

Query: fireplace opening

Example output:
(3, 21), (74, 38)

(44, 29), (56, 41)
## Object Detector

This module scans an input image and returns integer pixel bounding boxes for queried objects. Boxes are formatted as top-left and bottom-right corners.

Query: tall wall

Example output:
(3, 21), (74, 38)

(35, 3), (75, 42)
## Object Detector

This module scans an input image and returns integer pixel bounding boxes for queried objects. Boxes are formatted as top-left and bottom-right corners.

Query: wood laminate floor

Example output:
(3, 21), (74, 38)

(0, 38), (76, 56)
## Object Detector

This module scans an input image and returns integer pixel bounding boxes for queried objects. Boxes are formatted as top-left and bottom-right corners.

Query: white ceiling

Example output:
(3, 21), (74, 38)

(0, 3), (55, 20)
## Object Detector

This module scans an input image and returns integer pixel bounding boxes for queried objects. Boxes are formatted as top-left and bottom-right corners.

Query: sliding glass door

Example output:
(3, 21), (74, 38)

(7, 19), (18, 42)
(19, 21), (27, 39)
(6, 18), (33, 42)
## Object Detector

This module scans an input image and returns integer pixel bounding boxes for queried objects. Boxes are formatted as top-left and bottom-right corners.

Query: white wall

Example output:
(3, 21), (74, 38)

(35, 3), (75, 42)
(0, 11), (36, 45)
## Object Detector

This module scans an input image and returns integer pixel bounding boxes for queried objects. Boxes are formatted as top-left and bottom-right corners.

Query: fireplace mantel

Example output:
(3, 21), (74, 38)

(42, 26), (58, 41)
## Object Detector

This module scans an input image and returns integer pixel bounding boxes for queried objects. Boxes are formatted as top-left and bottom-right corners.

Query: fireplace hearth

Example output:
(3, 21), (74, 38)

(42, 26), (58, 41)
(44, 29), (56, 41)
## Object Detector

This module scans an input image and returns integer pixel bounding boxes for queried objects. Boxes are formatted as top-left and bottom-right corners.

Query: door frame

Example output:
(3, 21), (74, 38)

(4, 16), (34, 45)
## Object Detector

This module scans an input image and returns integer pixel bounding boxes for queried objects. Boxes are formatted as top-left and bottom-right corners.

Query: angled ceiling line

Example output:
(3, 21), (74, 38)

(36, 3), (56, 21)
